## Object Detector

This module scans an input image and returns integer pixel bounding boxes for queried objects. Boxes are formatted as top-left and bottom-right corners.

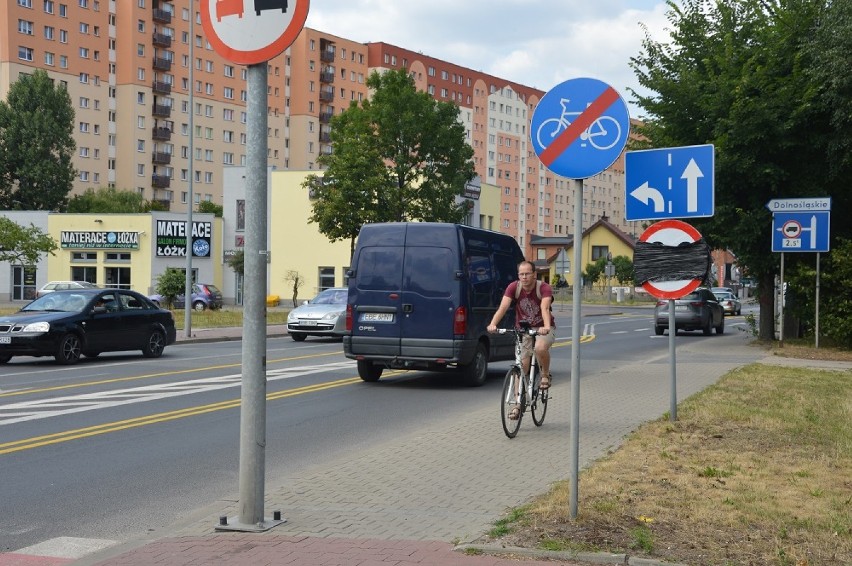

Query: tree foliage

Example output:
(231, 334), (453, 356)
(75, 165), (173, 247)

(0, 70), (76, 211)
(67, 187), (150, 213)
(197, 200), (223, 217)
(630, 0), (851, 341)
(304, 68), (476, 258)
(154, 267), (186, 310)
(226, 249), (244, 276)
(0, 216), (57, 265)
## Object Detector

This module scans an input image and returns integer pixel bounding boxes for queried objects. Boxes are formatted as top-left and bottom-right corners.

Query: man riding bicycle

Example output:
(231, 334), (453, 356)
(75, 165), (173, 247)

(487, 261), (556, 398)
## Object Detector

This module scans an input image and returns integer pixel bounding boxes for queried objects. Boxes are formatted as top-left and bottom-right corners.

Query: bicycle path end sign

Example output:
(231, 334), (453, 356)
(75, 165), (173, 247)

(530, 77), (630, 179)
(201, 0), (309, 65)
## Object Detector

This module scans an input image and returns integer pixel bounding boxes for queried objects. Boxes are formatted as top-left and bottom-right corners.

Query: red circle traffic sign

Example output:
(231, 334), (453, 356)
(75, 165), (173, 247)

(201, 0), (309, 65)
(639, 219), (703, 300)
(781, 219), (802, 239)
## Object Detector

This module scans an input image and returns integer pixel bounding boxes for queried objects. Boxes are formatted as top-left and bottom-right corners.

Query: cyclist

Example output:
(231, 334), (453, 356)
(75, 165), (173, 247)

(488, 261), (556, 406)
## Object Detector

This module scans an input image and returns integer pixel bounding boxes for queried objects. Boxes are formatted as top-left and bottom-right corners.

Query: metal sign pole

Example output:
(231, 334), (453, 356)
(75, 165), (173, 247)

(779, 252), (785, 347)
(668, 300), (677, 421)
(237, 62), (269, 527)
(569, 179), (583, 521)
(815, 253), (820, 349)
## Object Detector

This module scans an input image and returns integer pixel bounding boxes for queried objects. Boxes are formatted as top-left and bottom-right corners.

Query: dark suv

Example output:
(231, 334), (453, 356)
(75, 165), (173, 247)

(149, 283), (223, 311)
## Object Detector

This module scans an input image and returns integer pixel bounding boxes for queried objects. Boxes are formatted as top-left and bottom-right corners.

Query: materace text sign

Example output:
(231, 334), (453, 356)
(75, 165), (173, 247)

(201, 0), (309, 65)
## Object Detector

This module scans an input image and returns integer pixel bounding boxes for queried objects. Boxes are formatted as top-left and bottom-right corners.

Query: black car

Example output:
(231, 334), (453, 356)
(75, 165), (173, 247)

(654, 287), (725, 336)
(0, 289), (177, 365)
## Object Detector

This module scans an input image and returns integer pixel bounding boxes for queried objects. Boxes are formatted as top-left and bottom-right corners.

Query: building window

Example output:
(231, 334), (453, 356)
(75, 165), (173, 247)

(18, 20), (34, 34)
(318, 267), (335, 291)
(18, 46), (34, 61)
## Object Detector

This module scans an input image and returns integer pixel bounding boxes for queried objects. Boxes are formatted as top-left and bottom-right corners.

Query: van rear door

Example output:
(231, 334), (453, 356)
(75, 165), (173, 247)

(349, 237), (405, 357)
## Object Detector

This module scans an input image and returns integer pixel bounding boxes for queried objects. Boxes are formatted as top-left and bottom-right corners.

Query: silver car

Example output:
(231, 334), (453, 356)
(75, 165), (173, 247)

(287, 287), (348, 341)
(654, 287), (725, 336)
(713, 291), (742, 316)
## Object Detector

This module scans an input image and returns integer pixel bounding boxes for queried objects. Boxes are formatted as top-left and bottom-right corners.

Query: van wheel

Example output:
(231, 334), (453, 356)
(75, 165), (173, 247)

(357, 360), (382, 382)
(460, 342), (488, 387)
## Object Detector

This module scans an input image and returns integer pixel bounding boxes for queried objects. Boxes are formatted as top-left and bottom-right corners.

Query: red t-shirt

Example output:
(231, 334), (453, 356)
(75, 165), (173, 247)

(504, 281), (555, 328)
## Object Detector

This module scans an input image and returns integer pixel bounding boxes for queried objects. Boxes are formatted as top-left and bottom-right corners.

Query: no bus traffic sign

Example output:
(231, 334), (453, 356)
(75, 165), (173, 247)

(201, 0), (309, 65)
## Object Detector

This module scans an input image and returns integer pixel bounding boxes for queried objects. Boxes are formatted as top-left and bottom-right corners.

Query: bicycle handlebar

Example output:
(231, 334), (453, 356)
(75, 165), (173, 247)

(494, 327), (540, 336)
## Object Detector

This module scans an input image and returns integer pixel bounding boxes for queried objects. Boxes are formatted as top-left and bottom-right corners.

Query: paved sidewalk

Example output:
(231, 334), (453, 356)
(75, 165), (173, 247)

(4, 320), (849, 566)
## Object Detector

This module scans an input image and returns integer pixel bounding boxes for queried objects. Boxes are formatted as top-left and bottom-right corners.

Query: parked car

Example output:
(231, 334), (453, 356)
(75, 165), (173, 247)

(287, 287), (348, 341)
(654, 287), (725, 336)
(713, 290), (742, 316)
(36, 281), (98, 298)
(149, 283), (223, 311)
(711, 286), (735, 296)
(0, 289), (176, 365)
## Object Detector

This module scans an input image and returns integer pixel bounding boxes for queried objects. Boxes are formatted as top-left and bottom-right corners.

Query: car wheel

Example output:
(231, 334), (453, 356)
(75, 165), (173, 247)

(0, 354), (12, 364)
(55, 333), (82, 365)
(716, 313), (725, 335)
(142, 330), (166, 358)
(702, 316), (712, 336)
(193, 301), (206, 312)
(357, 360), (383, 382)
(655, 325), (664, 336)
(736, 308), (741, 316)
(290, 332), (307, 342)
(460, 342), (488, 387)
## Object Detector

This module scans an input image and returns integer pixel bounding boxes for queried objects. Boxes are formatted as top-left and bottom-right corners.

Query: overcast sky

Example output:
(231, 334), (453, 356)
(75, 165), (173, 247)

(305, 0), (674, 118)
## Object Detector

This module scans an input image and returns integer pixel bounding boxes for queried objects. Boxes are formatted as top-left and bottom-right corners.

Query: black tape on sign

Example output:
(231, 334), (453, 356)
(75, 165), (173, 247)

(633, 238), (711, 285)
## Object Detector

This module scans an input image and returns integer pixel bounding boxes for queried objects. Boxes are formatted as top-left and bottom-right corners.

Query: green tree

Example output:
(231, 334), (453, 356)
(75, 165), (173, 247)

(304, 68), (475, 258)
(0, 216), (57, 265)
(154, 267), (186, 309)
(197, 200), (223, 217)
(226, 249), (244, 276)
(67, 187), (150, 213)
(613, 255), (635, 286)
(630, 0), (850, 341)
(0, 70), (76, 211)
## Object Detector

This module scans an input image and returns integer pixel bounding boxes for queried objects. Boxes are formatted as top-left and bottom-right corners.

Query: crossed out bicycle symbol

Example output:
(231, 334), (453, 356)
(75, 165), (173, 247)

(535, 98), (622, 151)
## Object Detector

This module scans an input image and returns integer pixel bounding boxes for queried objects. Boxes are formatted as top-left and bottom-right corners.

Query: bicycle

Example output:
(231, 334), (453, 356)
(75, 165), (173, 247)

(496, 322), (549, 438)
(535, 97), (622, 151)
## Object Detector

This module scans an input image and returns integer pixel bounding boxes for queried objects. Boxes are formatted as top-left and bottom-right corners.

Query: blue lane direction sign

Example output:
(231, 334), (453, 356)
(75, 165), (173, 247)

(530, 78), (630, 179)
(772, 211), (830, 252)
(625, 144), (715, 221)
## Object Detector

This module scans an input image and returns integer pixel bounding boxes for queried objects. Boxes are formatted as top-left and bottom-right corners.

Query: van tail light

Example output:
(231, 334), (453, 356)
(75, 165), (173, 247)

(453, 306), (467, 335)
(346, 305), (353, 331)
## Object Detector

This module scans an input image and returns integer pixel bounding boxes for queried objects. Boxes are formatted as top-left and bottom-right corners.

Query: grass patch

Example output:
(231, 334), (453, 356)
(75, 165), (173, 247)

(482, 360), (852, 565)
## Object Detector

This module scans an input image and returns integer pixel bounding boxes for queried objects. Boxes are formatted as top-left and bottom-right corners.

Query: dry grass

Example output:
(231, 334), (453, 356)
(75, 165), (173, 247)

(485, 357), (852, 565)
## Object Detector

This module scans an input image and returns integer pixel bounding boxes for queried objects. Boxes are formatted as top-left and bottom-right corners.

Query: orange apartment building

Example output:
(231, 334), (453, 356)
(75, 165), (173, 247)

(1, 1), (634, 257)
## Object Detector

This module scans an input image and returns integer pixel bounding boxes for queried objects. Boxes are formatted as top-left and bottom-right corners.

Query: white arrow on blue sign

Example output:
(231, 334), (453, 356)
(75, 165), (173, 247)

(530, 77), (630, 179)
(625, 144), (715, 221)
(772, 211), (830, 252)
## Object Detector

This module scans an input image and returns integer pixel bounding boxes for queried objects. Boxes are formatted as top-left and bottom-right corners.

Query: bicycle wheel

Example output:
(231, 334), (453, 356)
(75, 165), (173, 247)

(535, 117), (565, 150)
(587, 116), (622, 150)
(501, 366), (525, 438)
(531, 382), (548, 427)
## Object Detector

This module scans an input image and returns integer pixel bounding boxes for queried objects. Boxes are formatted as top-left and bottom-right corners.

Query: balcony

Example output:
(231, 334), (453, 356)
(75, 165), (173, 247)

(319, 111), (333, 123)
(319, 90), (334, 102)
(319, 132), (331, 143)
(153, 57), (172, 71)
(152, 8), (172, 23)
(153, 199), (171, 210)
(153, 104), (172, 118)
(320, 49), (335, 63)
(152, 126), (172, 141)
(151, 152), (172, 165)
(319, 71), (334, 84)
(152, 80), (171, 95)
(152, 32), (172, 47)
(151, 174), (171, 188)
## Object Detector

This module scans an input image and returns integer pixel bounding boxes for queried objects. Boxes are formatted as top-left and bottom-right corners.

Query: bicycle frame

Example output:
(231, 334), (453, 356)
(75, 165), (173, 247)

(501, 327), (539, 406)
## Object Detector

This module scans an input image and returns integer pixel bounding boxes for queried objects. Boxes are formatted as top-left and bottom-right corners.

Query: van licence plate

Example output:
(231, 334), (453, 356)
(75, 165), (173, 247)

(360, 313), (394, 322)
(0, 336), (10, 344)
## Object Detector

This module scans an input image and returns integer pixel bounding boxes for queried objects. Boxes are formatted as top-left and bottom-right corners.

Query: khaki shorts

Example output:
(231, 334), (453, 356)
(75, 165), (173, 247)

(521, 328), (556, 359)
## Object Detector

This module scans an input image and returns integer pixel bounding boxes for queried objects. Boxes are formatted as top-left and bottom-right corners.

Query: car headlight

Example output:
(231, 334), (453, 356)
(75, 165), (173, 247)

(287, 312), (297, 321)
(23, 321), (50, 333)
(322, 311), (343, 321)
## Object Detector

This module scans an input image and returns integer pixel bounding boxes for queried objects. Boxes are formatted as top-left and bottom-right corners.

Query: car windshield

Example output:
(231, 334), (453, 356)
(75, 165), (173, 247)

(23, 293), (90, 312)
(714, 292), (734, 300)
(311, 289), (347, 305)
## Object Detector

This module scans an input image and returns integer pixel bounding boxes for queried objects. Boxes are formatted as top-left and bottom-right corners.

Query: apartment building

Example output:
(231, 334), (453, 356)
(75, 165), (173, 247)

(2, 1), (634, 255)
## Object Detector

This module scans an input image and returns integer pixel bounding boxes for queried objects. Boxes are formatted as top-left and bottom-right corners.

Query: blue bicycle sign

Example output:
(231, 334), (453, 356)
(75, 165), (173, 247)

(535, 98), (622, 151)
(530, 77), (629, 179)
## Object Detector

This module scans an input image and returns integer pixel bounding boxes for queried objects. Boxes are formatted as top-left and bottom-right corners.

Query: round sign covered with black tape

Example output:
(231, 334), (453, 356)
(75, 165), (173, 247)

(633, 219), (710, 300)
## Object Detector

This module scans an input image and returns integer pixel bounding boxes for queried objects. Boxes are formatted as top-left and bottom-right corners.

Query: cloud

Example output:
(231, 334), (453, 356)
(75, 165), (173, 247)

(305, 1), (672, 112)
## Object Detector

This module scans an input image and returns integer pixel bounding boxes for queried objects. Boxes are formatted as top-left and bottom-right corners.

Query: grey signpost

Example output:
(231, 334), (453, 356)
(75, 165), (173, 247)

(530, 78), (629, 520)
(202, 0), (309, 531)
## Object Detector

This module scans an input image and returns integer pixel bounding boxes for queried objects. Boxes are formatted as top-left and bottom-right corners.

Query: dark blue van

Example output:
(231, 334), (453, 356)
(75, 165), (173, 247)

(343, 222), (524, 386)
